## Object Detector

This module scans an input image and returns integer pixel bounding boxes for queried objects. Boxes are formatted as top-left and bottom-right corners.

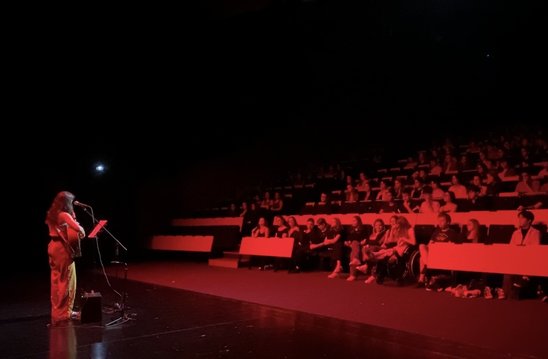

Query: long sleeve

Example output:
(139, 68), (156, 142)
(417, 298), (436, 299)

(58, 212), (85, 235)
(526, 228), (541, 245)
(510, 228), (541, 245)
(509, 230), (520, 245)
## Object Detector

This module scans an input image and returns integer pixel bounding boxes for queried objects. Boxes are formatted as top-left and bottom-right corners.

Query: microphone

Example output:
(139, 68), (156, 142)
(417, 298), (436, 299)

(73, 200), (92, 208)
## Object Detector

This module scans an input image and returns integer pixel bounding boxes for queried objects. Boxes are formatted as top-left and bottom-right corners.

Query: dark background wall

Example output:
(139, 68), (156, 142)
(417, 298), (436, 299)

(6, 0), (545, 273)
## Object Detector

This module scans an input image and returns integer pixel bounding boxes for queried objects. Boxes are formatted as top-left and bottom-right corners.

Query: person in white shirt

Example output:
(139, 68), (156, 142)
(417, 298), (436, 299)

(503, 210), (542, 300)
(509, 210), (541, 245)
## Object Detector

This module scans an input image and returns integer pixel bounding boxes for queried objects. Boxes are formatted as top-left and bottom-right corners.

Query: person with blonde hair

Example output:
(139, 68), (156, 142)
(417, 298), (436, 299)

(374, 216), (416, 284)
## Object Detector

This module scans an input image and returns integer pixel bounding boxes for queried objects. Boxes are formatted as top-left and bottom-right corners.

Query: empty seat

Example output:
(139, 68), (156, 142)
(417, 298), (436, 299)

(532, 224), (548, 245)
(301, 202), (316, 215)
(449, 224), (461, 233)
(487, 225), (515, 244)
(520, 193), (548, 208)
(414, 225), (436, 245)
(315, 202), (333, 214)
(499, 181), (519, 193)
(330, 190), (343, 201)
(533, 223), (547, 233)
(494, 195), (519, 210)
(340, 202), (360, 214)
(358, 200), (376, 213)
(362, 224), (373, 237)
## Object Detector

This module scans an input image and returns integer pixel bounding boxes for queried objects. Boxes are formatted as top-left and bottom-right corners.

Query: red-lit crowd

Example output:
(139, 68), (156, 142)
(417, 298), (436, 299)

(247, 210), (546, 302)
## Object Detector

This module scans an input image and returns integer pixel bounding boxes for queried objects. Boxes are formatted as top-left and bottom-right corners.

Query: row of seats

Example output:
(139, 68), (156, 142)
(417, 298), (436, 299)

(301, 194), (547, 214)
(199, 173), (546, 219)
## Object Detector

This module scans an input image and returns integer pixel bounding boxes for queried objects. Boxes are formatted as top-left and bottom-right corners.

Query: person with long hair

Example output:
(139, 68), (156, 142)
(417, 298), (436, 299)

(465, 219), (481, 243)
(357, 218), (387, 284)
(325, 218), (345, 279)
(251, 217), (270, 238)
(374, 216), (416, 285)
(45, 191), (85, 325)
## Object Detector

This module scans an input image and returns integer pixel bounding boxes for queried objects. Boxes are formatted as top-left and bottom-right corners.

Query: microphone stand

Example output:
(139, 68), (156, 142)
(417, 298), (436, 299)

(106, 260), (129, 327)
(78, 206), (132, 327)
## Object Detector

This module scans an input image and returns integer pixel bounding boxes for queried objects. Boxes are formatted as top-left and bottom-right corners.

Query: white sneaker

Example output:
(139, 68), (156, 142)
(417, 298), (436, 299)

(496, 288), (506, 300)
(70, 311), (81, 321)
(464, 289), (481, 298)
(364, 276), (376, 284)
(453, 285), (465, 298)
(484, 286), (493, 299)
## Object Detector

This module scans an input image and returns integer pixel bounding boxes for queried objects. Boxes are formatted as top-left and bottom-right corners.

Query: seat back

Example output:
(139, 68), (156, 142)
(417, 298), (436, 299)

(414, 225), (436, 245)
(487, 224), (515, 244)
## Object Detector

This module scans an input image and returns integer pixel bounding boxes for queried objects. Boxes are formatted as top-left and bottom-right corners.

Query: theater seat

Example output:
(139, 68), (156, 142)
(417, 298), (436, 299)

(487, 224), (515, 244)
(494, 195), (519, 210)
(532, 224), (548, 244)
(414, 225), (436, 245)
(340, 202), (359, 214)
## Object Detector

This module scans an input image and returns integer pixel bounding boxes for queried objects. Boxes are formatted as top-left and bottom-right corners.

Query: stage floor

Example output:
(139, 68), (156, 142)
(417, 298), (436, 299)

(1, 262), (546, 358)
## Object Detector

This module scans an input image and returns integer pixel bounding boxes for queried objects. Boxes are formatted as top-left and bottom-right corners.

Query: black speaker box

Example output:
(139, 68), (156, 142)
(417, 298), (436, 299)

(81, 291), (102, 323)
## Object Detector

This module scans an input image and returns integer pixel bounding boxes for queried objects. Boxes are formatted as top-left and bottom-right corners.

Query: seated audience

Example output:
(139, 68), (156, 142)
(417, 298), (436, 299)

(515, 172), (535, 194)
(460, 185), (487, 212)
(379, 191), (400, 213)
(287, 216), (305, 273)
(499, 211), (542, 300)
(430, 179), (445, 201)
(357, 218), (387, 284)
(374, 216), (416, 284)
(270, 192), (284, 212)
(418, 213), (460, 285)
(464, 219), (482, 243)
(498, 159), (517, 178)
(345, 184), (360, 203)
(418, 187), (440, 214)
(251, 217), (270, 238)
(376, 180), (392, 201)
(449, 175), (468, 199)
(429, 159), (443, 176)
(345, 216), (368, 281)
(325, 218), (345, 279)
(439, 191), (458, 213)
